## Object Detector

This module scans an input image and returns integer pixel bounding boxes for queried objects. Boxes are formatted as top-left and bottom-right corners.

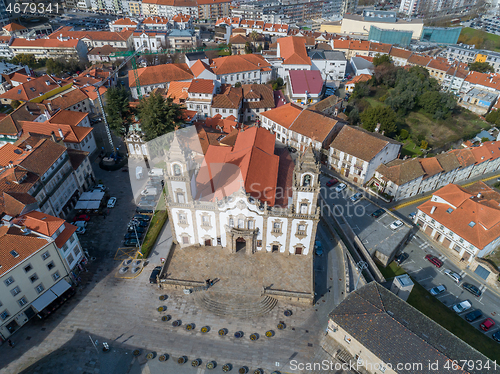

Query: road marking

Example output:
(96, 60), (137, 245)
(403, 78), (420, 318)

(391, 195), (432, 210)
(407, 267), (423, 274)
(459, 271), (466, 277)
(420, 276), (432, 282)
(437, 293), (453, 299)
(438, 255), (446, 261)
(477, 299), (484, 305)
(404, 260), (415, 265)
(479, 284), (487, 292)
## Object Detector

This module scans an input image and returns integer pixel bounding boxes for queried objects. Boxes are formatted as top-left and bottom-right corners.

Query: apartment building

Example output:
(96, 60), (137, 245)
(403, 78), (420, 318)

(9, 38), (88, 61)
(48, 27), (134, 50)
(328, 126), (402, 186)
(197, 0), (231, 21)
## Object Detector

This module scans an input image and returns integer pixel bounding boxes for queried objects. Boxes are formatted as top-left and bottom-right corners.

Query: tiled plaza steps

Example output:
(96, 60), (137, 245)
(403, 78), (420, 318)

(195, 293), (278, 318)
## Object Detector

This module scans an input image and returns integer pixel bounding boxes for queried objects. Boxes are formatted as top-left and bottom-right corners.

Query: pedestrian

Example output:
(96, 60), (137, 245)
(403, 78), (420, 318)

(206, 279), (210, 287)
(7, 339), (13, 348)
(210, 279), (214, 286)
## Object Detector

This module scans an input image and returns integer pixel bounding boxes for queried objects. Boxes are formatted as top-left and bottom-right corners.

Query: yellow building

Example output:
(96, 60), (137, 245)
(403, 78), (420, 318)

(128, 1), (142, 15)
(475, 53), (488, 63)
(341, 13), (423, 39)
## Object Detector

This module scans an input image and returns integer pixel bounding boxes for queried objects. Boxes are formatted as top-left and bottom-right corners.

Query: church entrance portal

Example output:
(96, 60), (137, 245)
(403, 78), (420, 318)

(236, 237), (246, 252)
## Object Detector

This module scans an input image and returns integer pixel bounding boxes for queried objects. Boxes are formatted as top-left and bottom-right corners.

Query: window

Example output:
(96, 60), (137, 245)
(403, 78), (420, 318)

(248, 220), (254, 229)
(47, 261), (55, 270)
(202, 216), (210, 225)
(24, 264), (33, 273)
(0, 310), (10, 321)
(173, 164), (181, 176)
(62, 243), (69, 252)
(344, 335), (351, 344)
(273, 222), (280, 229)
(300, 203), (308, 214)
(229, 218), (234, 227)
(52, 271), (60, 281)
(35, 284), (44, 294)
(67, 253), (75, 265)
(182, 236), (189, 244)
(4, 276), (14, 286)
(469, 221), (476, 227)
(18, 297), (28, 307)
(29, 274), (39, 283)
(74, 245), (81, 257)
(176, 193), (185, 204)
(302, 175), (311, 186)
(11, 286), (21, 297)
(238, 219), (244, 228)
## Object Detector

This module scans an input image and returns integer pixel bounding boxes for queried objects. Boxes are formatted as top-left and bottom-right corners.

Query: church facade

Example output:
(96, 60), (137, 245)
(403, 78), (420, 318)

(164, 126), (320, 256)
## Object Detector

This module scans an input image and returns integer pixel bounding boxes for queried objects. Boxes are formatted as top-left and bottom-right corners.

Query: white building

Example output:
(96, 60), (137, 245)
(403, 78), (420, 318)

(165, 126), (320, 256)
(328, 125), (401, 186)
(308, 49), (347, 81)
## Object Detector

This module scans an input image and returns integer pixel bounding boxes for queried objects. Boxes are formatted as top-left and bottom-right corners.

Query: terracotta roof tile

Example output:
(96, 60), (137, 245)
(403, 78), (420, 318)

(45, 88), (89, 110)
(419, 157), (443, 178)
(260, 102), (303, 129)
(188, 79), (214, 94)
(290, 110), (341, 144)
(242, 84), (275, 109)
(277, 36), (311, 65)
(3, 23), (26, 32)
(166, 81), (190, 104)
(212, 85), (242, 109)
(389, 47), (412, 59)
(331, 126), (401, 162)
(407, 54), (432, 66)
(14, 210), (65, 237)
(129, 63), (193, 87)
(210, 54), (271, 75)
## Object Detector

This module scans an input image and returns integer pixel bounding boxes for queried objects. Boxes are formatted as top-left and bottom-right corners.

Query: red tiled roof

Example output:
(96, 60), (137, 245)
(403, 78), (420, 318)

(277, 36), (311, 65)
(418, 182), (500, 249)
(10, 37), (79, 48)
(210, 54), (271, 75)
(48, 110), (88, 126)
(407, 54), (432, 67)
(419, 157), (444, 178)
(464, 71), (500, 91)
(3, 23), (26, 32)
(129, 63), (193, 87)
(346, 74), (371, 86)
(167, 81), (190, 103)
(188, 79), (214, 94)
(260, 102), (303, 129)
(390, 47), (412, 59)
(349, 40), (370, 51)
(196, 126), (279, 206)
(20, 121), (93, 143)
(45, 88), (89, 110)
(112, 18), (138, 26)
(13, 210), (64, 237)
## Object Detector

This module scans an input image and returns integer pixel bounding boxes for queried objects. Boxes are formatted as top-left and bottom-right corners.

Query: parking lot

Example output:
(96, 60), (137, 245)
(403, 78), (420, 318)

(319, 174), (411, 263)
(399, 234), (500, 341)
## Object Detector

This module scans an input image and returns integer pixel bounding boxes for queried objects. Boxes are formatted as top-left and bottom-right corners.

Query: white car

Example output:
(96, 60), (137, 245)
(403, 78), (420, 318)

(107, 197), (116, 208)
(452, 300), (472, 313)
(443, 269), (462, 284)
(94, 184), (107, 191)
(335, 183), (347, 193)
(76, 226), (86, 234)
(390, 220), (403, 230)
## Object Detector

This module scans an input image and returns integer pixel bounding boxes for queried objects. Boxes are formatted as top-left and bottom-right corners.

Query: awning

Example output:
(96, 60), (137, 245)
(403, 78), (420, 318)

(50, 279), (71, 297)
(31, 290), (57, 312)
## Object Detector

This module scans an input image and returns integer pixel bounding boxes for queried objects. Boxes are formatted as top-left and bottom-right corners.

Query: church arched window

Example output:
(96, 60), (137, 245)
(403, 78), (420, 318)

(303, 174), (311, 187)
(173, 164), (181, 176)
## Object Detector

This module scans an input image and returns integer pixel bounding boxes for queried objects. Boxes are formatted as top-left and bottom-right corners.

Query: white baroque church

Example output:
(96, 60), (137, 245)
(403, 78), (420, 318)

(164, 125), (320, 255)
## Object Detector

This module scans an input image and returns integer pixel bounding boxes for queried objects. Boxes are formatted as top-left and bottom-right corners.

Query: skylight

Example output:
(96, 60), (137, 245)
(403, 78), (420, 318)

(17, 89), (21, 94)
(468, 221), (476, 227)
(10, 250), (19, 257)
(446, 208), (453, 214)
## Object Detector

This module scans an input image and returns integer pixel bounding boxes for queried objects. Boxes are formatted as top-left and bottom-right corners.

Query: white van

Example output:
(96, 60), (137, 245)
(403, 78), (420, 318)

(148, 168), (163, 177)
(141, 187), (158, 196)
(136, 166), (143, 180)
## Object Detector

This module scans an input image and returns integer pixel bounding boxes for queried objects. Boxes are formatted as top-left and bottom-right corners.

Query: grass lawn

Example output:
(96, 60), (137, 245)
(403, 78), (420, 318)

(364, 97), (384, 108)
(377, 262), (500, 360)
(401, 139), (424, 157)
(139, 190), (168, 258)
(460, 27), (500, 52)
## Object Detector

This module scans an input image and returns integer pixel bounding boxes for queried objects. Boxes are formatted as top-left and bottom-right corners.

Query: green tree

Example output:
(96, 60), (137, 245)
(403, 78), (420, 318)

(481, 137), (490, 143)
(399, 129), (409, 140)
(11, 54), (37, 69)
(372, 53), (392, 67)
(46, 58), (65, 75)
(105, 87), (131, 137)
(469, 61), (494, 73)
(250, 30), (259, 48)
(138, 93), (183, 141)
(360, 106), (398, 136)
(485, 109), (500, 125)
(244, 42), (253, 54)
(351, 81), (370, 99)
(420, 140), (428, 149)
(235, 81), (242, 88)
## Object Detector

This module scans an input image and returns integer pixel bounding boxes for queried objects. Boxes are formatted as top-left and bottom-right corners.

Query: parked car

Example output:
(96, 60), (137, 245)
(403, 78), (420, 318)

(493, 330), (500, 342)
(480, 318), (495, 331)
(390, 220), (403, 230)
(76, 226), (86, 235)
(452, 300), (472, 313)
(429, 284), (446, 296)
(136, 207), (154, 214)
(133, 214), (151, 222)
(326, 178), (338, 187)
(287, 146), (297, 153)
(129, 219), (149, 228)
(138, 200), (156, 208)
(350, 192), (363, 202)
(124, 232), (143, 240)
(395, 252), (409, 265)
(128, 226), (146, 233)
(335, 183), (347, 193)
(73, 214), (90, 222)
(371, 208), (385, 218)
(465, 309), (483, 322)
(123, 239), (140, 247)
(462, 282), (482, 297)
(107, 197), (116, 208)
(425, 254), (443, 268)
(94, 184), (107, 191)
(443, 269), (462, 284)
(149, 266), (162, 283)
(408, 212), (416, 219)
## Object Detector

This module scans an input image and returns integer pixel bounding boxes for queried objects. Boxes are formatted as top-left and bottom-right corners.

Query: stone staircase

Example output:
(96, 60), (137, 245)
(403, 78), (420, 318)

(195, 293), (278, 318)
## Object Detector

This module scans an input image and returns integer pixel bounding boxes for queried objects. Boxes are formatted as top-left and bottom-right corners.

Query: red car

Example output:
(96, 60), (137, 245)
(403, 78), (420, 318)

(425, 254), (443, 268)
(73, 214), (90, 222)
(480, 318), (495, 331)
(326, 178), (339, 187)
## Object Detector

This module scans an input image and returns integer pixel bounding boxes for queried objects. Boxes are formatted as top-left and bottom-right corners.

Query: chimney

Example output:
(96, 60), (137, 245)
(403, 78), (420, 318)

(50, 131), (57, 142)
(58, 129), (64, 139)
(477, 193), (482, 198)
(430, 206), (436, 214)
(45, 80), (50, 86)
(334, 107), (338, 116)
(375, 123), (381, 132)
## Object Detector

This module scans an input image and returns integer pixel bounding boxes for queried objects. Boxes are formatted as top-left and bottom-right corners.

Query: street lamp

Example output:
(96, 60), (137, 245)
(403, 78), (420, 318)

(355, 261), (368, 291)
